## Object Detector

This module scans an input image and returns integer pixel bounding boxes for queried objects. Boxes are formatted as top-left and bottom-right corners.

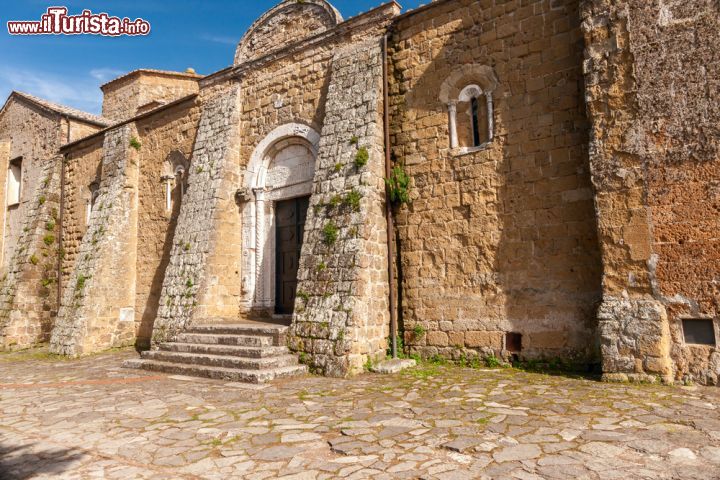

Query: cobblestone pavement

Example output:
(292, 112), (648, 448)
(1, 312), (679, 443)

(1, 349), (720, 479)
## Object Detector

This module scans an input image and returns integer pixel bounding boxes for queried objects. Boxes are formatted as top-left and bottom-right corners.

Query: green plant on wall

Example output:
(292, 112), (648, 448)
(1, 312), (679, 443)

(297, 290), (310, 304)
(322, 222), (339, 245)
(43, 234), (55, 246)
(354, 147), (369, 168)
(129, 137), (142, 151)
(386, 164), (411, 206)
(76, 274), (90, 292)
(328, 194), (342, 207)
(344, 189), (362, 212)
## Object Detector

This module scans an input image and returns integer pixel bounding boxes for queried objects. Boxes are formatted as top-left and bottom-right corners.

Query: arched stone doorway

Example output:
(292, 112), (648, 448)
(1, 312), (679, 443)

(241, 123), (320, 321)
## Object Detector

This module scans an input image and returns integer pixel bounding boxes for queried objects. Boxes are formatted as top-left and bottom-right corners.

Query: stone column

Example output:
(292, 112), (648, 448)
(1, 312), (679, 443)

(485, 92), (494, 141)
(162, 175), (173, 212)
(447, 102), (458, 149)
(254, 189), (267, 308)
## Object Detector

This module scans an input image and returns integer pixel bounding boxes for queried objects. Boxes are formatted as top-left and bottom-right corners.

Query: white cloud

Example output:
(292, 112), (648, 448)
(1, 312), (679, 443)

(199, 34), (237, 46)
(0, 66), (106, 114)
(89, 68), (125, 83)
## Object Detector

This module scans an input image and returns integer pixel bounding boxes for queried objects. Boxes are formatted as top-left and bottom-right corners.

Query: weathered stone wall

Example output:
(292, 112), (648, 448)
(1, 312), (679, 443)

(0, 100), (67, 349)
(134, 98), (200, 347)
(389, 0), (602, 362)
(68, 119), (103, 143)
(61, 138), (104, 289)
(288, 39), (390, 377)
(0, 141), (7, 266)
(235, 24), (335, 319)
(101, 72), (200, 123)
(0, 99), (63, 267)
(0, 156), (61, 349)
(50, 125), (139, 356)
(237, 43), (332, 168)
(152, 2), (398, 349)
(152, 81), (243, 343)
(582, 0), (720, 384)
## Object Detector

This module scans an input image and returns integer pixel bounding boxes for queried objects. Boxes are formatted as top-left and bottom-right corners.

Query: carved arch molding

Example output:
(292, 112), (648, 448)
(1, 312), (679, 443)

(234, 0), (343, 65)
(240, 123), (321, 313)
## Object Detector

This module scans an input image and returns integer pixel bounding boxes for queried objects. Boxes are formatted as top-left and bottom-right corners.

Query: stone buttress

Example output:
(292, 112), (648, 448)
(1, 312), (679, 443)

(151, 81), (243, 344)
(581, 1), (671, 383)
(288, 39), (390, 377)
(50, 125), (140, 356)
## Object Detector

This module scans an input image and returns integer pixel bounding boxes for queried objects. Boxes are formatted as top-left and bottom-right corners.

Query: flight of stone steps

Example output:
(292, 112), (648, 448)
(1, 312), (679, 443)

(123, 323), (307, 384)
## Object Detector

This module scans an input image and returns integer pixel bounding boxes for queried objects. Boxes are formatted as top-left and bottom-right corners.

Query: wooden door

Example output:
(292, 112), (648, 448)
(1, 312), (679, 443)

(275, 196), (309, 315)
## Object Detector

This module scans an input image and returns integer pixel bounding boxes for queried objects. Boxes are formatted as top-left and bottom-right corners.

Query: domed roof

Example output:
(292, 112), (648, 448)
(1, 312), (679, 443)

(234, 0), (343, 66)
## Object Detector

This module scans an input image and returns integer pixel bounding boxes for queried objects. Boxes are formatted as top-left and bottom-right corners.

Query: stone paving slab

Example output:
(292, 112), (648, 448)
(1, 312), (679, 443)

(1, 349), (719, 479)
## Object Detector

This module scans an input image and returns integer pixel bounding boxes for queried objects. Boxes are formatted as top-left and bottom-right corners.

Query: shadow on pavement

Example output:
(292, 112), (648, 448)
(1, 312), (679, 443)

(0, 442), (87, 480)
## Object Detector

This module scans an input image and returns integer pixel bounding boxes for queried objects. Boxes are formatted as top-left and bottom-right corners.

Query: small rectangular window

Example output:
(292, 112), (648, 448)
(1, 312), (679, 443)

(7, 157), (22, 206)
(682, 319), (716, 346)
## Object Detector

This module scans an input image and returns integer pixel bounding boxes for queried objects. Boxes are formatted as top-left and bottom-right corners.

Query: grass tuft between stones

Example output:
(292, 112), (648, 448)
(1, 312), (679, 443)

(322, 222), (339, 245)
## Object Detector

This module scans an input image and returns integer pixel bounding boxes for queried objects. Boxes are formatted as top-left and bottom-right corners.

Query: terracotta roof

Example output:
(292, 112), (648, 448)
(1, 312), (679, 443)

(3, 91), (111, 127)
(100, 69), (203, 90)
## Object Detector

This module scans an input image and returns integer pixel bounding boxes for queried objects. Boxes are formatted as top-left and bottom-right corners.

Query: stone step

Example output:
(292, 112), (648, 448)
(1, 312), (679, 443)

(187, 324), (287, 345)
(123, 358), (308, 384)
(142, 350), (299, 370)
(159, 342), (289, 358)
(176, 333), (274, 347)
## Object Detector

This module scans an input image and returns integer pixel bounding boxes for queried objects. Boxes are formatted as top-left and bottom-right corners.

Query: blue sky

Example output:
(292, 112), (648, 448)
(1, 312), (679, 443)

(1, 0), (423, 115)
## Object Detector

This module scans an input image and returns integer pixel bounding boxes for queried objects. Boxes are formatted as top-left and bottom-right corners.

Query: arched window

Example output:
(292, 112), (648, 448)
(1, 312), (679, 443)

(439, 65), (498, 154)
(458, 84), (493, 148)
(162, 151), (189, 215)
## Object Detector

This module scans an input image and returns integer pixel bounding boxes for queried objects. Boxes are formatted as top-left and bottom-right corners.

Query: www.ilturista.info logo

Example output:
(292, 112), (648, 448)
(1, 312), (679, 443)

(7, 7), (151, 36)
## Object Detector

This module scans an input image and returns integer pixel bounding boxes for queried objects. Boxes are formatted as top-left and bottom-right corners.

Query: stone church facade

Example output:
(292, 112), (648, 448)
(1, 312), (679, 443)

(0, 0), (718, 384)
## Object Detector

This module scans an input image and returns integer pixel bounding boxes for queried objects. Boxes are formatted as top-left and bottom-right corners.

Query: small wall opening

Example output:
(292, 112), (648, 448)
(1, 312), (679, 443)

(682, 319), (716, 346)
(7, 157), (22, 206)
(85, 182), (99, 225)
(506, 332), (522, 352)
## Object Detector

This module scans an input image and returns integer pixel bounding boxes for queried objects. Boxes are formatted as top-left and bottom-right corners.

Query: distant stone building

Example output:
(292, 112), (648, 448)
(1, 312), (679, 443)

(0, 0), (718, 385)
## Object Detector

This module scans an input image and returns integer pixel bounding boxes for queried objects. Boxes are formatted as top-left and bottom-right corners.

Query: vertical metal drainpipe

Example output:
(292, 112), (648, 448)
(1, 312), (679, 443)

(382, 34), (399, 359)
